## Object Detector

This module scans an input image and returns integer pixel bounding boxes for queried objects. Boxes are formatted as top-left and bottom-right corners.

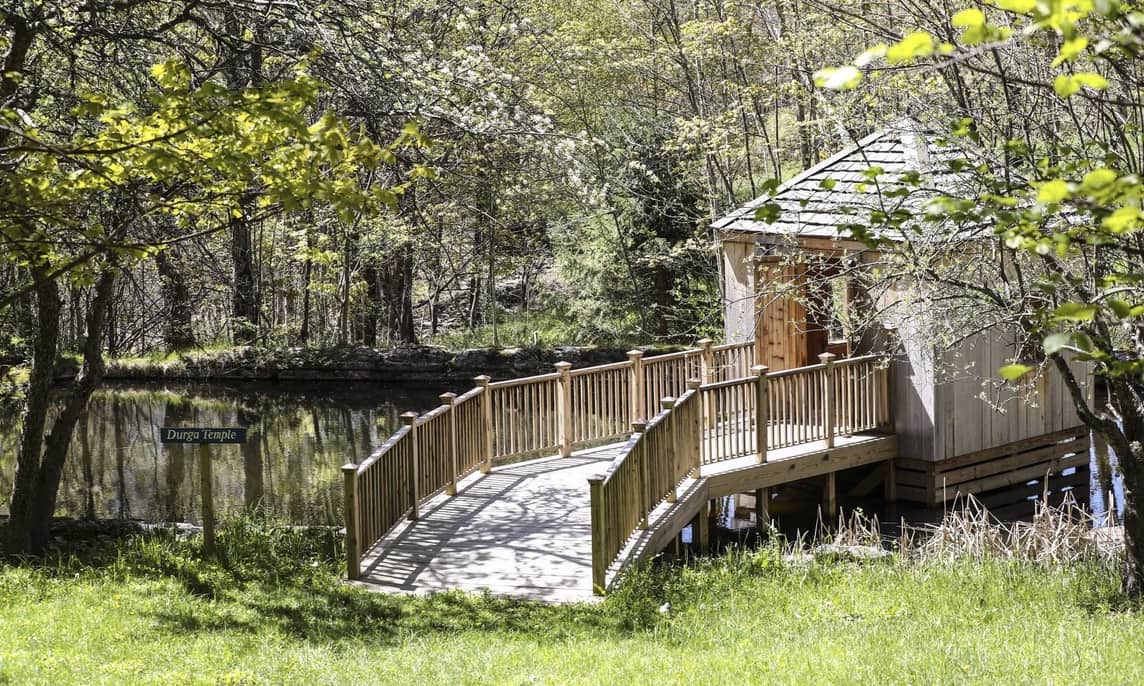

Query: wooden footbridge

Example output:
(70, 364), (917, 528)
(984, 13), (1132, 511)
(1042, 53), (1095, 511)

(342, 341), (896, 601)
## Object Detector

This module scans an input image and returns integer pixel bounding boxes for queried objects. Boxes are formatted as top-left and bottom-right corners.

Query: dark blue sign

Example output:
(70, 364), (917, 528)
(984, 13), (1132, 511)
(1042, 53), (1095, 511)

(160, 427), (248, 444)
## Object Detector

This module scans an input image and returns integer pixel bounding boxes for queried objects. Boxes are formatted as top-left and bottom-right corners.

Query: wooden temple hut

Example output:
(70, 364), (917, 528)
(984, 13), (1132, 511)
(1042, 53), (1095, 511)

(712, 119), (1093, 510)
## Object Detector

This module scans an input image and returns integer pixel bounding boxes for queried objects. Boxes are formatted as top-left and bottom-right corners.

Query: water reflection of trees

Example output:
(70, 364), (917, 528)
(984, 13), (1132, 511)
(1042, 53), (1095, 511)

(1, 383), (444, 524)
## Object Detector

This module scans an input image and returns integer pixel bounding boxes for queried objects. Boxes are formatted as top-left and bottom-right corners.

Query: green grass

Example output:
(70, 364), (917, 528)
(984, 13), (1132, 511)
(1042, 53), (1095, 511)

(1, 521), (1141, 685)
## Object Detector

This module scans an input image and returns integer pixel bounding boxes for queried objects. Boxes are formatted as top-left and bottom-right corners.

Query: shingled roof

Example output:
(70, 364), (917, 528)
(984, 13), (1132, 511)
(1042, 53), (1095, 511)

(712, 119), (967, 241)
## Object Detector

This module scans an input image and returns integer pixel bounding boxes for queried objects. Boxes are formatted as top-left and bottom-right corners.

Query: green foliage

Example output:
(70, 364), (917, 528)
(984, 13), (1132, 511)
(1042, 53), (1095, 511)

(558, 128), (721, 343)
(1, 59), (395, 287)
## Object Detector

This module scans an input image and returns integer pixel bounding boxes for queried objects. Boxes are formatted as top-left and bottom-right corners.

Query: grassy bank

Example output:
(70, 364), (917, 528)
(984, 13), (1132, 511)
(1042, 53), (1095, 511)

(1, 520), (1141, 685)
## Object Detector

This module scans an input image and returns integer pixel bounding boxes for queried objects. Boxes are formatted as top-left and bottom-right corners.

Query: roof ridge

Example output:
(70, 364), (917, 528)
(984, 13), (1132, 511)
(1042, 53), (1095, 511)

(712, 122), (925, 230)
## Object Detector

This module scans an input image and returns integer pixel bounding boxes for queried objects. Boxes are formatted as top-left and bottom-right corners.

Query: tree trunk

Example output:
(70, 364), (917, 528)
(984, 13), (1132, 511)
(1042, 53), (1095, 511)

(361, 266), (381, 347)
(231, 215), (259, 345)
(5, 269), (60, 553)
(21, 267), (117, 553)
(239, 405), (263, 511)
(299, 231), (314, 345)
(1108, 376), (1144, 596)
(380, 246), (417, 345)
(155, 248), (196, 351)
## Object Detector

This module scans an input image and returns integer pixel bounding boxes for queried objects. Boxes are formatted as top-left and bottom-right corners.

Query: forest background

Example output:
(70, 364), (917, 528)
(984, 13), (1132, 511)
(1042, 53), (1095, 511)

(0, 0), (986, 357)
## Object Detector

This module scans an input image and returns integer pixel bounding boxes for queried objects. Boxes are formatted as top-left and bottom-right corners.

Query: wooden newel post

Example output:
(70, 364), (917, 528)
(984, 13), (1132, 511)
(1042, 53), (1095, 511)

(698, 338), (715, 383)
(198, 443), (215, 558)
(588, 476), (606, 594)
(632, 421), (649, 527)
(661, 396), (678, 487)
(474, 375), (493, 473)
(440, 392), (459, 496)
(819, 352), (836, 449)
(687, 379), (702, 475)
(341, 463), (360, 580)
(402, 412), (420, 520)
(627, 350), (645, 423)
(556, 361), (573, 457)
(753, 364), (769, 463)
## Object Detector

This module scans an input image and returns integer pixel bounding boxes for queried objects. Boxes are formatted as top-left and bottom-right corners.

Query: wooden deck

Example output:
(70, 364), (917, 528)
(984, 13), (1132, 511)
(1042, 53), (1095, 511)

(353, 431), (896, 602)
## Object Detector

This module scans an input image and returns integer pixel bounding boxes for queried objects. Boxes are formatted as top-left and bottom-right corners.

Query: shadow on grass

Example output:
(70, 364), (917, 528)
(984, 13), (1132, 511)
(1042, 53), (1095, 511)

(2, 517), (655, 646)
(153, 577), (626, 645)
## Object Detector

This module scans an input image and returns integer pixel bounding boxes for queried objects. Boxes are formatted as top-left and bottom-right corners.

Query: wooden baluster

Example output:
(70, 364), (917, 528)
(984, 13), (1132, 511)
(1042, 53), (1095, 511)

(556, 361), (573, 457)
(588, 476), (606, 594)
(440, 393), (459, 496)
(475, 376), (493, 472)
(342, 463), (359, 580)
(820, 353), (836, 448)
(753, 365), (769, 463)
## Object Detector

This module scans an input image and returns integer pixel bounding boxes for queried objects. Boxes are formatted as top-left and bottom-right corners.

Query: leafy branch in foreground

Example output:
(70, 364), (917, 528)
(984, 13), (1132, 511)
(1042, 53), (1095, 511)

(813, 0), (1144, 592)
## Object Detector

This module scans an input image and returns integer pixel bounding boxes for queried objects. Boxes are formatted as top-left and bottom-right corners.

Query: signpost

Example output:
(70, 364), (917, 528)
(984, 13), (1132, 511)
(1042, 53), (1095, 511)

(160, 427), (248, 557)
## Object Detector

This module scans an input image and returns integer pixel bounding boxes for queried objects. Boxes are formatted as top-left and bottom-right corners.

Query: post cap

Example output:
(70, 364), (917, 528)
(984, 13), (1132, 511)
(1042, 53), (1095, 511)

(341, 463), (358, 473)
(697, 338), (713, 348)
(819, 352), (838, 363)
(400, 411), (418, 425)
(439, 392), (457, 404)
(751, 364), (769, 376)
(554, 361), (573, 372)
(631, 421), (648, 433)
(660, 396), (677, 410)
(473, 374), (492, 386)
(686, 378), (701, 390)
(626, 349), (644, 359)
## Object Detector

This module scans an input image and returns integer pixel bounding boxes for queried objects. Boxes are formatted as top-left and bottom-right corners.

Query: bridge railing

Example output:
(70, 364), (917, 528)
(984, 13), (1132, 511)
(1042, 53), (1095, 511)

(343, 338), (892, 582)
(709, 340), (756, 382)
(586, 354), (892, 592)
(343, 388), (488, 579)
(483, 372), (562, 462)
(833, 354), (891, 435)
(699, 367), (767, 465)
(342, 338), (728, 577)
(588, 384), (701, 592)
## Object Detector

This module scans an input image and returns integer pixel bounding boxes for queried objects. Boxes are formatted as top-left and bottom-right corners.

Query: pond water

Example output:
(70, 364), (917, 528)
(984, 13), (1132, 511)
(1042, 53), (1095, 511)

(0, 381), (1128, 531)
(0, 381), (455, 526)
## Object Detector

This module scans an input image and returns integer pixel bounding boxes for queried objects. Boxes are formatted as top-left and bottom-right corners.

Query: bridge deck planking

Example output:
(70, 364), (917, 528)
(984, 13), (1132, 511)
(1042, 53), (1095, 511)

(353, 430), (895, 603)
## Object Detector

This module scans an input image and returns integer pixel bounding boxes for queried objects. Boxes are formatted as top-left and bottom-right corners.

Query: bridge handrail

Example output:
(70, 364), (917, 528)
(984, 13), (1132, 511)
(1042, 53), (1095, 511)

(342, 387), (488, 580)
(588, 384), (702, 592)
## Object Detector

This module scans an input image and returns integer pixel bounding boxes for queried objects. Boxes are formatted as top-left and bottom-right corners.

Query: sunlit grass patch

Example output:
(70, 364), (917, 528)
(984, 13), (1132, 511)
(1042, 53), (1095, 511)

(1, 513), (1141, 685)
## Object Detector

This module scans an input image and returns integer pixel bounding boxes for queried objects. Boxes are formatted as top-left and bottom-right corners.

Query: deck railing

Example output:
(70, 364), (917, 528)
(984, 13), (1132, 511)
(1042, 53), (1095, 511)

(342, 387), (489, 579)
(709, 340), (756, 382)
(699, 367), (767, 465)
(587, 385), (701, 592)
(484, 372), (562, 461)
(343, 340), (892, 582)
